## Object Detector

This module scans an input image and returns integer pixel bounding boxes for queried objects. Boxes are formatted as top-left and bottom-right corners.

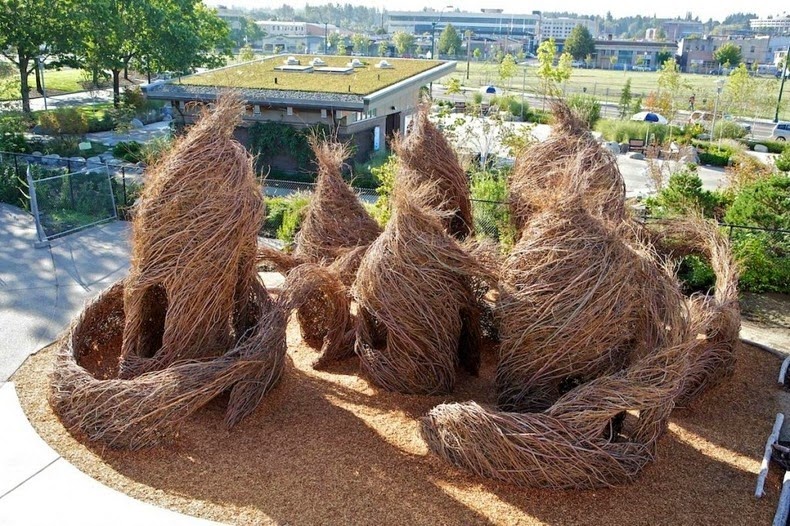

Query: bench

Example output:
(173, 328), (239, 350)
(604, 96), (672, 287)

(454, 101), (466, 113)
(628, 138), (645, 153)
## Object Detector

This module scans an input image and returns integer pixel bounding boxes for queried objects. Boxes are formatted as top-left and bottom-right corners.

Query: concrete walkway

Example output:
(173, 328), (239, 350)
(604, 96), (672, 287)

(0, 383), (220, 525)
(0, 204), (130, 382)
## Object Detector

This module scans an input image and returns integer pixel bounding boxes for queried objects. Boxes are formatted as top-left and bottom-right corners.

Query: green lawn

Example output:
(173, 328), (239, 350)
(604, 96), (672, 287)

(182, 55), (443, 95)
(442, 61), (789, 120)
(0, 68), (88, 100)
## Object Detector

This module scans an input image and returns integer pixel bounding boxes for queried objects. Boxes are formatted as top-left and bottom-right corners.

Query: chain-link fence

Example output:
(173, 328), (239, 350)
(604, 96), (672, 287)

(27, 164), (117, 242)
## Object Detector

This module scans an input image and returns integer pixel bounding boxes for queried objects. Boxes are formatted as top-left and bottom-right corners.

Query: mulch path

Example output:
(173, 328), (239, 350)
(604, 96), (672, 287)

(12, 321), (784, 525)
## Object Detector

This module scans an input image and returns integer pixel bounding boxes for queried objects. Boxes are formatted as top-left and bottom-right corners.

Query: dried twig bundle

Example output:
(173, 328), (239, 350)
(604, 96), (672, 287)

(496, 205), (677, 412)
(119, 94), (263, 377)
(353, 179), (490, 393)
(278, 262), (356, 368)
(421, 317), (694, 489)
(646, 217), (741, 405)
(50, 281), (287, 450)
(293, 139), (381, 263)
(394, 108), (473, 238)
(509, 101), (625, 230)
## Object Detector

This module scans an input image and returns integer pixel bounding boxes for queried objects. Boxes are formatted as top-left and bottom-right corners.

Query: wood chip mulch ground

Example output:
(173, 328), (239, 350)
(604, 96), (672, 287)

(12, 321), (785, 526)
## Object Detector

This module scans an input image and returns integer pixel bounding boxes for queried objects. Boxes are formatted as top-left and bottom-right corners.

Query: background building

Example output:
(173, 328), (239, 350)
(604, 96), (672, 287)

(661, 20), (704, 41)
(539, 17), (598, 40)
(750, 15), (790, 35)
(386, 9), (539, 50)
(254, 21), (340, 54)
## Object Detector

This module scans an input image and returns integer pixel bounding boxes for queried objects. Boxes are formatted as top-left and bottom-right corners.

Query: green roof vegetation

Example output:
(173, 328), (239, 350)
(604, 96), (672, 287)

(181, 55), (443, 95)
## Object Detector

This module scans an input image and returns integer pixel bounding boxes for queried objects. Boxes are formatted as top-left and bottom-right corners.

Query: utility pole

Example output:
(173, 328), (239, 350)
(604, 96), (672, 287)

(324, 23), (328, 55)
(465, 30), (472, 79)
(775, 44), (790, 123)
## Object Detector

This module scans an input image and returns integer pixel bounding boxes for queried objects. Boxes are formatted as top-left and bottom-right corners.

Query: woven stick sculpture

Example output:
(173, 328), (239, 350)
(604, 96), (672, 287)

(119, 95), (264, 377)
(422, 248), (691, 489)
(394, 107), (473, 239)
(646, 217), (741, 405)
(496, 205), (670, 412)
(509, 102), (625, 230)
(353, 178), (491, 393)
(51, 95), (286, 449)
(50, 281), (287, 449)
(293, 139), (381, 263)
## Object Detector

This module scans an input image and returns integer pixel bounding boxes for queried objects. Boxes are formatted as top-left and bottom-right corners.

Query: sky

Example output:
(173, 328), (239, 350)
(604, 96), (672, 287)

(204, 1), (788, 23)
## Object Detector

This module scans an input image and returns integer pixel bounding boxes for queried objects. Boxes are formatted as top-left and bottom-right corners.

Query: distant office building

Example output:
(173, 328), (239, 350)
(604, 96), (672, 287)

(750, 15), (790, 34)
(254, 21), (340, 54)
(539, 17), (598, 40)
(678, 35), (771, 72)
(386, 9), (539, 49)
(661, 20), (704, 41)
(589, 37), (676, 70)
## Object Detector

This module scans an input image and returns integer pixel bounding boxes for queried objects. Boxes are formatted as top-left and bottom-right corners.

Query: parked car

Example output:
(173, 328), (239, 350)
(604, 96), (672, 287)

(772, 122), (790, 141)
(632, 65), (651, 72)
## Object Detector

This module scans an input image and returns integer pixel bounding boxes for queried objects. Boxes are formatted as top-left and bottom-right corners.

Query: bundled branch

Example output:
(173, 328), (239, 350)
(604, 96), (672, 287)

(50, 95), (286, 449)
(278, 262), (356, 368)
(496, 205), (680, 412)
(421, 314), (695, 489)
(50, 281), (287, 449)
(353, 178), (491, 394)
(509, 101), (625, 231)
(423, 229), (692, 488)
(646, 217), (741, 405)
(293, 138), (381, 264)
(394, 108), (473, 239)
(119, 95), (264, 377)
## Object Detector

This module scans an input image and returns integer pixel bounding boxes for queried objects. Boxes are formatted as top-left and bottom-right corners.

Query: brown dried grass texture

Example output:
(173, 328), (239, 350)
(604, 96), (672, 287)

(496, 205), (681, 412)
(50, 281), (287, 450)
(293, 139), (381, 263)
(394, 108), (473, 239)
(353, 180), (491, 394)
(647, 217), (741, 406)
(119, 95), (264, 377)
(509, 102), (625, 230)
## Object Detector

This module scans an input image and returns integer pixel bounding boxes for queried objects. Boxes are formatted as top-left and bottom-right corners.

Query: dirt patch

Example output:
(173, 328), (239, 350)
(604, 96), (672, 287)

(13, 327), (783, 525)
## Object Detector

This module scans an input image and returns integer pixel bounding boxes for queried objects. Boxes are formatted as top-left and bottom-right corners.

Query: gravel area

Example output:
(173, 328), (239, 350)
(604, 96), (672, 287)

(12, 324), (784, 525)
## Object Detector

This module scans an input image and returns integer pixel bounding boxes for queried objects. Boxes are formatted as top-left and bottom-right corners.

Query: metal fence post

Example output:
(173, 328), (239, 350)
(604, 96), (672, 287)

(13, 153), (19, 181)
(26, 166), (48, 247)
(122, 166), (127, 207)
(68, 173), (75, 208)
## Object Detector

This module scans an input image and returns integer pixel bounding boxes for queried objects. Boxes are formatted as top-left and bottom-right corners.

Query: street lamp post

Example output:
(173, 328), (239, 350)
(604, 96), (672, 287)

(711, 78), (724, 147)
(38, 44), (48, 111)
(324, 23), (328, 55)
(775, 44), (790, 123)
(430, 5), (454, 59)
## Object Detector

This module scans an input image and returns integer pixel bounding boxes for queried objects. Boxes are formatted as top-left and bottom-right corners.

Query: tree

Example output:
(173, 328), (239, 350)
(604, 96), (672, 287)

(609, 55), (617, 70)
(78, 0), (232, 107)
(377, 41), (388, 57)
(557, 52), (573, 83)
(564, 24), (595, 61)
(714, 42), (742, 68)
(239, 43), (255, 62)
(473, 48), (482, 61)
(351, 33), (368, 55)
(0, 0), (78, 113)
(438, 23), (461, 56)
(656, 49), (673, 67)
(392, 31), (414, 57)
(498, 53), (517, 90)
(619, 78), (633, 118)
(445, 77), (462, 98)
(584, 53), (594, 69)
(327, 32), (342, 54)
(657, 58), (689, 122)
(724, 63), (755, 118)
